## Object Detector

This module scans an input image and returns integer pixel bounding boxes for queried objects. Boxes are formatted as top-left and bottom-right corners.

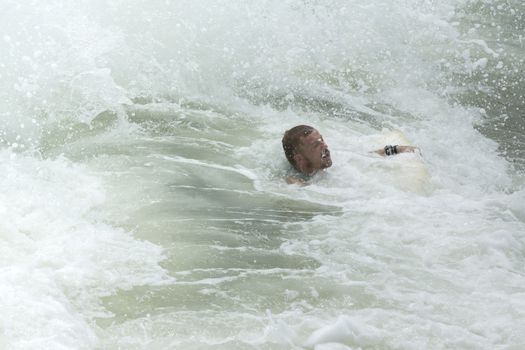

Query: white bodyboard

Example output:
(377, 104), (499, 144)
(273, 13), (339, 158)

(368, 130), (430, 194)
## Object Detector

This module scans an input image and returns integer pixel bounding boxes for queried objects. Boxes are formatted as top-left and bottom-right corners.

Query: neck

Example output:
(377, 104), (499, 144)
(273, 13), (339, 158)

(298, 164), (317, 176)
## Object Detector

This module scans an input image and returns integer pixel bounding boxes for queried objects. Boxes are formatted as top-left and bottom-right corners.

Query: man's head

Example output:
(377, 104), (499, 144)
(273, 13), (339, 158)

(282, 125), (332, 175)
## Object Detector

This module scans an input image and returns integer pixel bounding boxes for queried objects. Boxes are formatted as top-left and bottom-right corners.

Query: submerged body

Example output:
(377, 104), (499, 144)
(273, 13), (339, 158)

(282, 125), (417, 184)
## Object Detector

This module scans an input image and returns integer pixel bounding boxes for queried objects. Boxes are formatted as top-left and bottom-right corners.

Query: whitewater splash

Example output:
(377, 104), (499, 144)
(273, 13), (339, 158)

(1, 0), (524, 349)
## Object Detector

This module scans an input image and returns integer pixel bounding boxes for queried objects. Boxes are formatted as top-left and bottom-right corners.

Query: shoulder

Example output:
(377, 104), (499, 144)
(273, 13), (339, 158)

(284, 170), (312, 185)
(285, 175), (307, 185)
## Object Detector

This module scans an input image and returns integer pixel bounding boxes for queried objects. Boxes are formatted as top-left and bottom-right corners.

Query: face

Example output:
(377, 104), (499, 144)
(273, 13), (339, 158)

(295, 130), (332, 174)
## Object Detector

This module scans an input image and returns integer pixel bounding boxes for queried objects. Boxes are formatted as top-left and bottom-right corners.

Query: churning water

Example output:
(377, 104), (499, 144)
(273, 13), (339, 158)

(1, 1), (524, 349)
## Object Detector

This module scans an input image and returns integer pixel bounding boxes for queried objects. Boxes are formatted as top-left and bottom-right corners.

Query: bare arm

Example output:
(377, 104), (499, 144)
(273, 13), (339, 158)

(372, 145), (418, 156)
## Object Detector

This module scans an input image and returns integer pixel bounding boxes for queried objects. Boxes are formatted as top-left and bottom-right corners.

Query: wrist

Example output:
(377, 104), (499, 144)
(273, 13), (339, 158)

(384, 145), (398, 156)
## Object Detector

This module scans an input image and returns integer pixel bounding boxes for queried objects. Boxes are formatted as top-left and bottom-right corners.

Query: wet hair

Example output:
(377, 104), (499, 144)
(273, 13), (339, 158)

(282, 125), (315, 168)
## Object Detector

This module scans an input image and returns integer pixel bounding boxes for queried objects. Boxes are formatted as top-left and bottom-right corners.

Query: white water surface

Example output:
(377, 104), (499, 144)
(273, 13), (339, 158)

(1, 1), (524, 349)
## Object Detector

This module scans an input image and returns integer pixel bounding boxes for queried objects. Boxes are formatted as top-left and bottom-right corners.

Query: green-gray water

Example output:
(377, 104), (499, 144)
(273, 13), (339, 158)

(1, 1), (524, 349)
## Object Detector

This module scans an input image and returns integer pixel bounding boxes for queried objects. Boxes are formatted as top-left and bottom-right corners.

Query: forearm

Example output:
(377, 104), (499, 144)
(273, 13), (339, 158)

(373, 145), (417, 156)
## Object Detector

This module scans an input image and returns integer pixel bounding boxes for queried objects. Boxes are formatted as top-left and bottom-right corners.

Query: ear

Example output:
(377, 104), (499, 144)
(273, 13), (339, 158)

(293, 153), (304, 168)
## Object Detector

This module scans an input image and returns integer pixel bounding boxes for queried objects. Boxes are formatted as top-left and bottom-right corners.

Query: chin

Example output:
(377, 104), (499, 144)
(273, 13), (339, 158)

(321, 160), (332, 169)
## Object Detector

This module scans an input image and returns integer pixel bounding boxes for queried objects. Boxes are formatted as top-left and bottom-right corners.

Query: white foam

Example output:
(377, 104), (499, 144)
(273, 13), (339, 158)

(0, 150), (169, 349)
(305, 315), (383, 348)
(1, 0), (524, 348)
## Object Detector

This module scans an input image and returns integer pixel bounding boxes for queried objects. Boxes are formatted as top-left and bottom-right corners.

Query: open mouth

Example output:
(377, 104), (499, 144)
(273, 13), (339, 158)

(321, 148), (330, 159)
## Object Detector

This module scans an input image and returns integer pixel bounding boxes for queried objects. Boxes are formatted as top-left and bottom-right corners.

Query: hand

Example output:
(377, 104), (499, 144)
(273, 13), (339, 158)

(396, 145), (418, 154)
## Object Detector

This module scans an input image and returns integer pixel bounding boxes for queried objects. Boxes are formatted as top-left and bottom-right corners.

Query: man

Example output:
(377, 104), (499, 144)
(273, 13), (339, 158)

(282, 125), (417, 184)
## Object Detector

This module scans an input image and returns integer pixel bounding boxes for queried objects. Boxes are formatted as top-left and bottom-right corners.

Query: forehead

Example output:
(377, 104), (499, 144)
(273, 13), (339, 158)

(301, 130), (322, 144)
